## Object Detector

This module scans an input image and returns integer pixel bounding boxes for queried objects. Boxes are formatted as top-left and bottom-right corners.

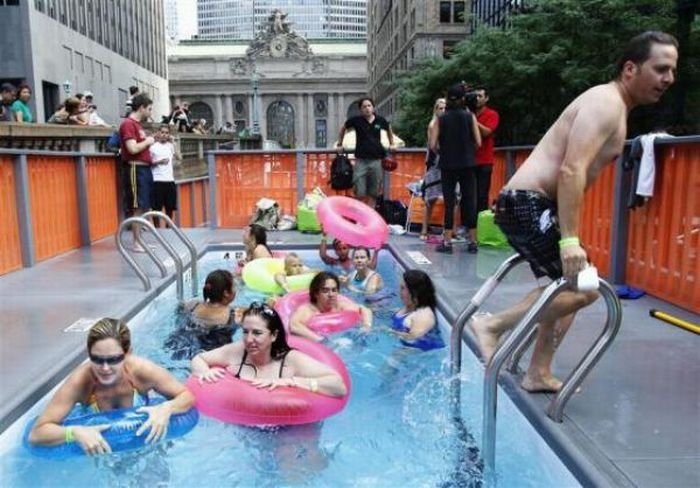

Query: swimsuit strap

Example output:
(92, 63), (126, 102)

(277, 350), (290, 378)
(234, 350), (248, 379)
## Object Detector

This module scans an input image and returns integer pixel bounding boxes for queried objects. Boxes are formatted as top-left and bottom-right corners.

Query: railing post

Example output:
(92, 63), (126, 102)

(76, 155), (91, 246)
(207, 152), (217, 229)
(14, 153), (35, 267)
(505, 150), (517, 180)
(296, 150), (305, 204)
(609, 152), (630, 284)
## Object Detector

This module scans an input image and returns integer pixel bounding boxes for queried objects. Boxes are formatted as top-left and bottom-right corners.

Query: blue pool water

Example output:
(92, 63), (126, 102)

(0, 250), (579, 487)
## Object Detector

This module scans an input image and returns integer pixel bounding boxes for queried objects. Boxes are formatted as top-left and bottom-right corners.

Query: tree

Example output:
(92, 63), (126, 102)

(394, 0), (698, 146)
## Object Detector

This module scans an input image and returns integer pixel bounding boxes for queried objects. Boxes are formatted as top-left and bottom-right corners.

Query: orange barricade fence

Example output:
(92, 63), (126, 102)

(85, 156), (119, 242)
(178, 183), (193, 228)
(193, 180), (206, 226)
(625, 142), (699, 313)
(0, 155), (22, 275)
(28, 155), (82, 262)
(579, 162), (616, 277)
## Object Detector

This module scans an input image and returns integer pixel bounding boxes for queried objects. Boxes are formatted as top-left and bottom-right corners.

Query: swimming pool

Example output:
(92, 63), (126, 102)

(0, 250), (579, 487)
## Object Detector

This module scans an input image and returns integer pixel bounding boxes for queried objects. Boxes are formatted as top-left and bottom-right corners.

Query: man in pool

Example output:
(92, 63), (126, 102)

(471, 31), (678, 392)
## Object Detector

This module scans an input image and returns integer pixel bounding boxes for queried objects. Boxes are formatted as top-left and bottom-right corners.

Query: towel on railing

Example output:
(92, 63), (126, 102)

(624, 132), (670, 209)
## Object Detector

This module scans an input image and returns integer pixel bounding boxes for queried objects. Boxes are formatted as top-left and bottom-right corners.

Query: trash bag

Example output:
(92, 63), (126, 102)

(250, 198), (281, 230)
(476, 210), (511, 249)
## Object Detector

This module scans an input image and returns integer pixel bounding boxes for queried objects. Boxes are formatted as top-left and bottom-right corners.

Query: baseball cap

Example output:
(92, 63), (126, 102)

(84, 91), (94, 98)
(447, 83), (465, 101)
(1, 82), (16, 93)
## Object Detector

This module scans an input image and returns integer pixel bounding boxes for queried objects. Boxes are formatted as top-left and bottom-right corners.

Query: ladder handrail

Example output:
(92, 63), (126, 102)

(141, 211), (199, 297)
(481, 278), (570, 477)
(450, 254), (526, 376)
(116, 217), (185, 300)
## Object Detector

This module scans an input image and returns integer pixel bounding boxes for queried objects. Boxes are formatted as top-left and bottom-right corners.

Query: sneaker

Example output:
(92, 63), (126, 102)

(452, 235), (467, 243)
(435, 242), (453, 254)
(131, 244), (147, 253)
(467, 241), (478, 254)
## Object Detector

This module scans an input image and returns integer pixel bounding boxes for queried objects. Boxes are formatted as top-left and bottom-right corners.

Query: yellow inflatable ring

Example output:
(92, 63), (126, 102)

(242, 258), (316, 294)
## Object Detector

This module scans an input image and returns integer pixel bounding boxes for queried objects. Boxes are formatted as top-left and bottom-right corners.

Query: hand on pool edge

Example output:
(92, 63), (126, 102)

(136, 403), (172, 444)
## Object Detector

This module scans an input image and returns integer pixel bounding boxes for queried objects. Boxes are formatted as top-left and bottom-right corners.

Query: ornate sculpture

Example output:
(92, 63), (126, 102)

(246, 9), (313, 59)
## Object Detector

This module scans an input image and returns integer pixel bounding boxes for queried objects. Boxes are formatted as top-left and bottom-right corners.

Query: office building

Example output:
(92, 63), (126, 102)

(0, 0), (169, 123)
(165, 0), (198, 43)
(197, 0), (366, 41)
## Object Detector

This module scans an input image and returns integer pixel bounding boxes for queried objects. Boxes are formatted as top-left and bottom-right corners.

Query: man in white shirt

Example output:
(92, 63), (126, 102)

(149, 125), (181, 226)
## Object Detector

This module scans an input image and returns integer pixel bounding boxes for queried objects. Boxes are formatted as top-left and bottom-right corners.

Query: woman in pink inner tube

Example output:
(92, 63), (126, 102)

(289, 272), (372, 342)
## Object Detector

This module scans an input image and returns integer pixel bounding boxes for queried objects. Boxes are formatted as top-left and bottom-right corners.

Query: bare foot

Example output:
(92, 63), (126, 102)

(521, 374), (563, 393)
(469, 313), (500, 365)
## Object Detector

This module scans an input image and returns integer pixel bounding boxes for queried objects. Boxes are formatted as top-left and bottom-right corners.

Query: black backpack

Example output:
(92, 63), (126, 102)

(330, 153), (354, 190)
(376, 197), (408, 226)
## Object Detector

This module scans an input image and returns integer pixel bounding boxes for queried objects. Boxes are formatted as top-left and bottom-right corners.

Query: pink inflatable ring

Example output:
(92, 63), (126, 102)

(275, 290), (361, 336)
(317, 196), (388, 249)
(185, 337), (350, 426)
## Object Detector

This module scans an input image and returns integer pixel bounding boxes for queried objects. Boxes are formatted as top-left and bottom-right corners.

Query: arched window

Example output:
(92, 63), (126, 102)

(267, 100), (295, 148)
(188, 101), (214, 127)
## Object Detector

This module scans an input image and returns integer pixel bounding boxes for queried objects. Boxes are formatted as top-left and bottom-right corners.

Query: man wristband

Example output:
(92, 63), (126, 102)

(65, 426), (75, 444)
(310, 379), (319, 393)
(559, 237), (580, 248)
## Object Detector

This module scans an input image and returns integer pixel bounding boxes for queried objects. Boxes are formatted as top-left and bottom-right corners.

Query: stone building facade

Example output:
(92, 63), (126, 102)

(168, 11), (367, 148)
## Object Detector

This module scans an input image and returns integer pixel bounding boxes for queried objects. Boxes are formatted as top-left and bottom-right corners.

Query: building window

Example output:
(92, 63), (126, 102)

(443, 40), (458, 59)
(267, 101), (296, 148)
(440, 1), (466, 23)
(315, 119), (327, 148)
(439, 2), (451, 23)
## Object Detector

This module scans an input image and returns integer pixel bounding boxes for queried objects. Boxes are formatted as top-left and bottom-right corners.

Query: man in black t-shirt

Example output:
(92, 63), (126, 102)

(336, 97), (396, 208)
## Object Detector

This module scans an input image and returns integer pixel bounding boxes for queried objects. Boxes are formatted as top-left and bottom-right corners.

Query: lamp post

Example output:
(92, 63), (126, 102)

(251, 68), (261, 136)
(62, 80), (72, 96)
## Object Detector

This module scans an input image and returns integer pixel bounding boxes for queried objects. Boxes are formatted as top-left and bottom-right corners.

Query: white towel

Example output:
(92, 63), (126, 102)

(636, 132), (669, 198)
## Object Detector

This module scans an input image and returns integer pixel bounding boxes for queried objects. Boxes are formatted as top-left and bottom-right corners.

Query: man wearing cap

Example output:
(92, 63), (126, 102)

(0, 83), (16, 122)
(429, 83), (482, 254)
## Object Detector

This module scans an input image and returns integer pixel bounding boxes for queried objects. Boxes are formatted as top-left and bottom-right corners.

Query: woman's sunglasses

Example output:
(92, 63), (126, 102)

(89, 353), (126, 366)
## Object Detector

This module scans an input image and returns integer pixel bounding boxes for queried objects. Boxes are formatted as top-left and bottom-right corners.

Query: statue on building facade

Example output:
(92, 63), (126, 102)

(246, 9), (313, 59)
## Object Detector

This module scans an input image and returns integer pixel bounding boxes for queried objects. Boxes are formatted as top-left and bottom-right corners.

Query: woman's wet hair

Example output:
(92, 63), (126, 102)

(203, 269), (234, 303)
(243, 303), (291, 359)
(87, 318), (131, 353)
(403, 269), (437, 310)
(309, 271), (340, 305)
(352, 247), (371, 259)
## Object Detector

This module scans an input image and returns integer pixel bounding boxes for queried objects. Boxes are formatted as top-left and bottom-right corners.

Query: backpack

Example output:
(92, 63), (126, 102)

(376, 197), (408, 226)
(330, 153), (354, 190)
(106, 130), (121, 153)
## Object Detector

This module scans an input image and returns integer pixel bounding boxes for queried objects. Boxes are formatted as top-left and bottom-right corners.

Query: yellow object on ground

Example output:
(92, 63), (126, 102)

(649, 309), (700, 335)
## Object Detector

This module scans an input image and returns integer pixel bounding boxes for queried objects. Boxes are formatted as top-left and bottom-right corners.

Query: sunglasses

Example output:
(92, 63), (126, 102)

(89, 353), (126, 366)
(248, 301), (277, 317)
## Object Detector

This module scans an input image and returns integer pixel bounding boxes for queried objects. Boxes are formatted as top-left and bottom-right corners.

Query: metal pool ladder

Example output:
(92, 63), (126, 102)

(115, 211), (199, 301)
(449, 254), (623, 479)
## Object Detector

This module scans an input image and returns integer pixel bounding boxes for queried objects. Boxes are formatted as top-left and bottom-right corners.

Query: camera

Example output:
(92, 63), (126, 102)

(464, 90), (478, 112)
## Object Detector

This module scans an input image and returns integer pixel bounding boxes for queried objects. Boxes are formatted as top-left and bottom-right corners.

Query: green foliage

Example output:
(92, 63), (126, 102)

(394, 0), (698, 146)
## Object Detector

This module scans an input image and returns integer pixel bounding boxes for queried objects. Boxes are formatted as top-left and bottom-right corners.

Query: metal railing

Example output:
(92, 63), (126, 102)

(142, 211), (199, 298)
(115, 215), (187, 301)
(448, 254), (623, 480)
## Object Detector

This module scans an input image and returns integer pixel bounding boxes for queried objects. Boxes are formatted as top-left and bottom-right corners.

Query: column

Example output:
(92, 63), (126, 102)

(214, 95), (223, 130)
(296, 93), (304, 148)
(306, 94), (314, 148)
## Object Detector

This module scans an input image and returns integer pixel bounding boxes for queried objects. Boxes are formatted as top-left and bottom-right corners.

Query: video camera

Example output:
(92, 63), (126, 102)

(462, 81), (478, 112)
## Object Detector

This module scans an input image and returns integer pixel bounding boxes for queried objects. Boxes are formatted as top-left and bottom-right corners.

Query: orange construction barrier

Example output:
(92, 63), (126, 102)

(0, 156), (22, 275)
(85, 156), (119, 242)
(178, 183), (193, 227)
(579, 162), (616, 277)
(626, 142), (699, 313)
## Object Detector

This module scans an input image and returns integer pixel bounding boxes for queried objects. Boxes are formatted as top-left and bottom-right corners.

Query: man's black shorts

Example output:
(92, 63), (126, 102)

(152, 181), (177, 212)
(494, 189), (562, 279)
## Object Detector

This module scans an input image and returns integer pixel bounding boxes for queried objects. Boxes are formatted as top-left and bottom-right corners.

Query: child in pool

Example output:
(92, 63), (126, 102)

(274, 253), (316, 293)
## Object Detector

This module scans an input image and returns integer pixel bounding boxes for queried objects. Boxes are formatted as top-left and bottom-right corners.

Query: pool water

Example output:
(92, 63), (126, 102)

(0, 250), (579, 487)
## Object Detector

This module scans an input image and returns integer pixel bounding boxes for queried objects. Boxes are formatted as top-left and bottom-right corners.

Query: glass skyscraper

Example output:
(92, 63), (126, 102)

(197, 0), (366, 40)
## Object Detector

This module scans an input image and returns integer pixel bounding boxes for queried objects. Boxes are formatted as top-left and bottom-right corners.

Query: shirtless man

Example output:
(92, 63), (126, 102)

(471, 31), (678, 392)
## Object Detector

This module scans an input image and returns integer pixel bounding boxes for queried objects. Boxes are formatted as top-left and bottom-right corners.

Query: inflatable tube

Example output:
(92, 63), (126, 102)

(23, 397), (199, 459)
(317, 196), (388, 249)
(242, 258), (315, 295)
(185, 336), (350, 426)
(275, 290), (361, 336)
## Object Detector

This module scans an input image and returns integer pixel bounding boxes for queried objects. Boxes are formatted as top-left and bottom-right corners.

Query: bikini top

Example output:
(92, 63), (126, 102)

(390, 310), (445, 352)
(86, 387), (149, 413)
(234, 350), (290, 379)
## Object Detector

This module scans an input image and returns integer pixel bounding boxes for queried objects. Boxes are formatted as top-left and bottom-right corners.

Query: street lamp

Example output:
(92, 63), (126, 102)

(62, 80), (72, 96)
(251, 68), (261, 136)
